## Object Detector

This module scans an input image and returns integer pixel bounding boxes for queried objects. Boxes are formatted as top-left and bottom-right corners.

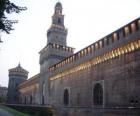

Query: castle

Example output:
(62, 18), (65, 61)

(7, 1), (140, 112)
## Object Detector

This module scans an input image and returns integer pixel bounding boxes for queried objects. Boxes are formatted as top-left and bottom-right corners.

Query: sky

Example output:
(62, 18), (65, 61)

(0, 0), (140, 87)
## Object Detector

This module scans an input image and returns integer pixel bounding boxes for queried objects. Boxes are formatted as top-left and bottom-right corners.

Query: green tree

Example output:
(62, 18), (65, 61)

(0, 96), (6, 103)
(0, 0), (26, 36)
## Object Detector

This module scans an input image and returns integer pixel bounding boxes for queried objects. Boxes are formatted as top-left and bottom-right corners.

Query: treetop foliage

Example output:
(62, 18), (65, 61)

(0, 0), (27, 34)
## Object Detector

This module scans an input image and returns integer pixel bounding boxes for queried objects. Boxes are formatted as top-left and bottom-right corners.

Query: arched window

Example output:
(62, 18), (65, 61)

(93, 83), (103, 105)
(64, 89), (69, 106)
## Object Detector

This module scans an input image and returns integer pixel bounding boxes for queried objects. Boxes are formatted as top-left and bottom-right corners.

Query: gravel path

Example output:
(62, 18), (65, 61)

(0, 107), (13, 116)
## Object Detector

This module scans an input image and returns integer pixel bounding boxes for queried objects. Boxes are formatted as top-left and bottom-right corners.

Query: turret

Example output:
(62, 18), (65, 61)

(7, 63), (28, 104)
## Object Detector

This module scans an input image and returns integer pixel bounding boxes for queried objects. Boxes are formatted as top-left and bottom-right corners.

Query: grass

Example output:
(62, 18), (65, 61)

(0, 105), (30, 116)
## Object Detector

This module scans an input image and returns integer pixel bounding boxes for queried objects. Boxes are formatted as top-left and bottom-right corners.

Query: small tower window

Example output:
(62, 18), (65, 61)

(58, 18), (61, 24)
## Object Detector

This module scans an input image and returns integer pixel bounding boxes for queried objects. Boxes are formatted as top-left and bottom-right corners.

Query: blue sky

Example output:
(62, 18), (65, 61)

(0, 0), (140, 87)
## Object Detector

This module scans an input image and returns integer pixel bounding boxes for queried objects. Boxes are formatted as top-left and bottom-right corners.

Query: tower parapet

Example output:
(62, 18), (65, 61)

(9, 64), (28, 78)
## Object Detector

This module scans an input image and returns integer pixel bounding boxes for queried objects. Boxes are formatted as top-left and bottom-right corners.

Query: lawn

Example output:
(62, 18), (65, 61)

(0, 104), (30, 116)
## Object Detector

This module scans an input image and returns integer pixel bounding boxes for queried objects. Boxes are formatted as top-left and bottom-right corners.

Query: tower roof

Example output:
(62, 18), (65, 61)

(55, 2), (62, 9)
(9, 64), (28, 78)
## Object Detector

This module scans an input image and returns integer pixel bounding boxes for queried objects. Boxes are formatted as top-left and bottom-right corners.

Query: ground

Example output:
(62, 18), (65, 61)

(0, 107), (13, 116)
(0, 105), (29, 116)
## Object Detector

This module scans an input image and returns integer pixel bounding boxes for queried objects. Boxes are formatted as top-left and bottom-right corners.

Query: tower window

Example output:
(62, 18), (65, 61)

(58, 18), (61, 24)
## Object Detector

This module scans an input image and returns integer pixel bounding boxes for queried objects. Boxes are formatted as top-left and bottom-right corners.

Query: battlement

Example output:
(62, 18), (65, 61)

(18, 74), (40, 102)
(47, 24), (67, 35)
(9, 64), (28, 78)
(19, 74), (40, 92)
(40, 43), (74, 54)
(51, 24), (65, 30)
(39, 43), (74, 65)
(48, 17), (140, 79)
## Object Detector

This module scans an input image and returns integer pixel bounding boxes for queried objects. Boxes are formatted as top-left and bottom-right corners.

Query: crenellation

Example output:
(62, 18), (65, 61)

(50, 18), (140, 74)
(47, 18), (140, 74)
(112, 32), (119, 42)
(131, 22), (136, 32)
(124, 26), (130, 37)
(99, 40), (103, 49)
(51, 43), (74, 52)
(138, 19), (140, 27)
(18, 74), (40, 104)
(95, 42), (99, 50)
(49, 38), (140, 81)
(40, 42), (74, 66)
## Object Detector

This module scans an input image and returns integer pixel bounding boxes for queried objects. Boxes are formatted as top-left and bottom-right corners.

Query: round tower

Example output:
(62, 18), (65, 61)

(7, 63), (28, 104)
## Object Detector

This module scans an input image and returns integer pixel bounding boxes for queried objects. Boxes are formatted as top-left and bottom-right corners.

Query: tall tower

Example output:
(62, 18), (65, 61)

(40, 2), (74, 73)
(39, 2), (74, 105)
(47, 2), (67, 45)
(7, 64), (28, 104)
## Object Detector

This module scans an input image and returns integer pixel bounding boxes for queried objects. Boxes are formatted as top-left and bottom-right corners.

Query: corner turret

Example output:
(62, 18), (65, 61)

(7, 64), (28, 104)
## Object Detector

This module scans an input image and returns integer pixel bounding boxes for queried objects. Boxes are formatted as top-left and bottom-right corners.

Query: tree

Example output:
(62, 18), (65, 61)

(0, 0), (26, 35)
(0, 96), (6, 103)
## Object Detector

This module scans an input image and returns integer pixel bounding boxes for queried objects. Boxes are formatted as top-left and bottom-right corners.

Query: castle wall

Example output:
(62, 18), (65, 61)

(48, 18), (140, 108)
(7, 76), (26, 104)
(49, 18), (140, 76)
(49, 48), (140, 108)
(18, 74), (40, 105)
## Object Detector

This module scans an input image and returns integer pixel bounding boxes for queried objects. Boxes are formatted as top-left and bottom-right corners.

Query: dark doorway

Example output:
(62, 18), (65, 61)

(42, 95), (44, 105)
(93, 83), (103, 106)
(30, 95), (32, 104)
(42, 82), (45, 105)
(24, 97), (26, 104)
(64, 89), (69, 106)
